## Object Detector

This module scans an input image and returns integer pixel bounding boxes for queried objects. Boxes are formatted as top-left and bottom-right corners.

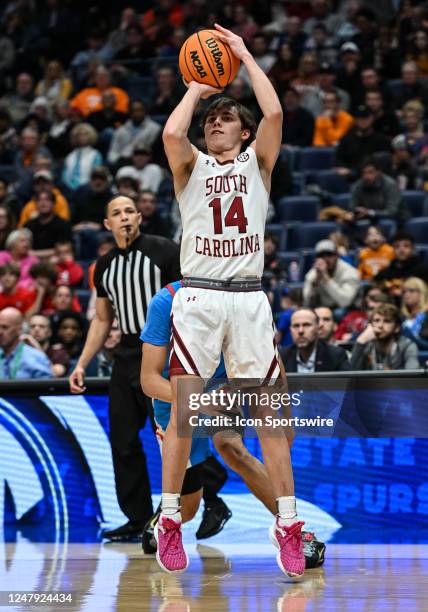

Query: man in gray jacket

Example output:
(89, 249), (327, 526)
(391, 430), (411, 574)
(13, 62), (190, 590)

(303, 239), (360, 309)
(351, 303), (420, 370)
(108, 101), (161, 166)
(345, 157), (407, 225)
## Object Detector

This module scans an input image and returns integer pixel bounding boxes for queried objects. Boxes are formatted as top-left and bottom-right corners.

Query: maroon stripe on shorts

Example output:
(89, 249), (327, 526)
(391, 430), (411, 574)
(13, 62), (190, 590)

(171, 322), (201, 377)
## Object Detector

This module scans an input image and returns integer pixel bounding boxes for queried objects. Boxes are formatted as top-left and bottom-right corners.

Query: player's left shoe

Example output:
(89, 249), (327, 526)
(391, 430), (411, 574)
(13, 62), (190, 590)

(154, 516), (189, 574)
(269, 518), (305, 578)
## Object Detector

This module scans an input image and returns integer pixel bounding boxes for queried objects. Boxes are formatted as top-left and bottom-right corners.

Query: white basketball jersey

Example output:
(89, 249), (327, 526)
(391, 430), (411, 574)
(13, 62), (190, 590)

(177, 147), (268, 279)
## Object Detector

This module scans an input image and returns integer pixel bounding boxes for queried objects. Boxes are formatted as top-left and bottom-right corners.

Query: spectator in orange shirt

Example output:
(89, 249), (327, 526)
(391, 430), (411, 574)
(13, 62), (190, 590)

(358, 226), (395, 280)
(19, 170), (70, 227)
(70, 65), (129, 117)
(313, 89), (354, 146)
(0, 263), (35, 314)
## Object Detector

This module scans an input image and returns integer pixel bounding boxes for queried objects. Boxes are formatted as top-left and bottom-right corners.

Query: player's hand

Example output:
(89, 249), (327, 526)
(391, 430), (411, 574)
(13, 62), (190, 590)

(184, 78), (222, 99)
(69, 365), (86, 393)
(214, 23), (250, 61)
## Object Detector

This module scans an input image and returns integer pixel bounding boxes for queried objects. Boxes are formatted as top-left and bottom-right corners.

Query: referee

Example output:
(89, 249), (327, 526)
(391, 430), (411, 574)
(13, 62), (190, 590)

(69, 195), (181, 540)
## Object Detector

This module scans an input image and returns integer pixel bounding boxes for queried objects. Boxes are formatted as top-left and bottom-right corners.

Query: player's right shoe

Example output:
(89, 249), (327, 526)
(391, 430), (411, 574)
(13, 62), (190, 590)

(302, 531), (326, 569)
(154, 516), (189, 574)
(269, 518), (305, 578)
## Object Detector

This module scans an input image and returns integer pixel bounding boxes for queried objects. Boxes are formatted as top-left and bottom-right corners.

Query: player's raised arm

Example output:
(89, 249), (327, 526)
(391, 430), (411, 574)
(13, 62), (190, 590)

(163, 82), (221, 194)
(214, 24), (283, 177)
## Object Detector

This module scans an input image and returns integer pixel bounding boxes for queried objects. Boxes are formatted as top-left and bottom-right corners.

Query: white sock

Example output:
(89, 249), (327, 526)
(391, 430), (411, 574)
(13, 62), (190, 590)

(276, 496), (299, 527)
(161, 493), (182, 523)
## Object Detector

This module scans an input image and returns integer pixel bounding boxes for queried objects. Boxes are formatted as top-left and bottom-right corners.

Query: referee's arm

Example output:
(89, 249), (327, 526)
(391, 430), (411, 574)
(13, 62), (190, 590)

(69, 297), (114, 393)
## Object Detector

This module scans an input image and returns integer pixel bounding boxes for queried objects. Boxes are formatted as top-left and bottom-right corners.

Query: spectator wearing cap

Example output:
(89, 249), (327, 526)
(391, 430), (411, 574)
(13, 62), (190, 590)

(73, 166), (113, 227)
(335, 42), (362, 103)
(335, 104), (391, 180)
(115, 167), (140, 200)
(23, 190), (72, 258)
(136, 190), (172, 238)
(21, 97), (52, 140)
(390, 135), (419, 190)
(303, 239), (360, 310)
(313, 89), (354, 146)
(107, 101), (161, 166)
(303, 23), (338, 65)
(280, 308), (350, 373)
(72, 166), (114, 260)
(281, 88), (315, 147)
(14, 127), (52, 185)
(302, 62), (350, 117)
(62, 123), (103, 192)
(0, 307), (52, 379)
(19, 169), (70, 227)
(344, 157), (407, 227)
(130, 146), (164, 193)
(70, 65), (128, 117)
(365, 90), (400, 139)
(0, 229), (39, 290)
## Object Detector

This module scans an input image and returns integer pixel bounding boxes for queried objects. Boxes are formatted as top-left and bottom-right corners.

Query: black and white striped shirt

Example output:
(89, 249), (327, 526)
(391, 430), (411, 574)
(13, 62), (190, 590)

(94, 234), (181, 350)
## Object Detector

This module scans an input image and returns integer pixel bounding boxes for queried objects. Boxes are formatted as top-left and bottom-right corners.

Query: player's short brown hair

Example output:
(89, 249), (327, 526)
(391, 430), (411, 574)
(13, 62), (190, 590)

(201, 97), (257, 147)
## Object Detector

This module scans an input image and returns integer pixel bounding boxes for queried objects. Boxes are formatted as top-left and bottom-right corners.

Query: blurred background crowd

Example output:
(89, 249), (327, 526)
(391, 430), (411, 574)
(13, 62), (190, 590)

(0, 0), (428, 377)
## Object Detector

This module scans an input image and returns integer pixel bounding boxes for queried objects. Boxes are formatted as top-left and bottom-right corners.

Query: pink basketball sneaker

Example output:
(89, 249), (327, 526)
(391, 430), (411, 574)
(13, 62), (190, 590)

(270, 518), (305, 578)
(154, 516), (189, 574)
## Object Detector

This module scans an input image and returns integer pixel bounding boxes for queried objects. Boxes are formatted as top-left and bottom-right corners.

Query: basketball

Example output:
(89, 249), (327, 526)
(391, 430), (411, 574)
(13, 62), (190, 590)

(179, 29), (240, 89)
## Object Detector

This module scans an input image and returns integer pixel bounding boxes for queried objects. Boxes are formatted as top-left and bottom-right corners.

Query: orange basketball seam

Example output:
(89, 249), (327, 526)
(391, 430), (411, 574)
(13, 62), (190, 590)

(223, 42), (233, 85)
(196, 31), (221, 88)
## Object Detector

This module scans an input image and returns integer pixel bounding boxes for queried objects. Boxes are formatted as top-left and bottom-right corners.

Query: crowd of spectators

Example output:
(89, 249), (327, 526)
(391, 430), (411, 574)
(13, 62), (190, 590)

(1, 0), (428, 377)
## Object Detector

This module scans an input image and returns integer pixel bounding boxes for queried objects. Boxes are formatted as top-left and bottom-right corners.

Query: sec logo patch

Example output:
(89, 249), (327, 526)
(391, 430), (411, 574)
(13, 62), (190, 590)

(237, 152), (250, 163)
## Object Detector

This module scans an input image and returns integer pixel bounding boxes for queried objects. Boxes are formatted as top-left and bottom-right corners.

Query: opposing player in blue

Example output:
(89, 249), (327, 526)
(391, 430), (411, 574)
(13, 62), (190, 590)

(140, 280), (326, 568)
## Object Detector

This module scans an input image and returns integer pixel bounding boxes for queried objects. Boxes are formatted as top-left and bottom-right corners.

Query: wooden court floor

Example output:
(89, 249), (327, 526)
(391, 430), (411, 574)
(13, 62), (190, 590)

(1, 542), (428, 611)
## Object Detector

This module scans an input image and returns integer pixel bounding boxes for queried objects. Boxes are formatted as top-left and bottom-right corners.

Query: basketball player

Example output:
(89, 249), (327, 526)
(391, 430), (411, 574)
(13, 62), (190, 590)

(141, 279), (326, 568)
(157, 24), (305, 577)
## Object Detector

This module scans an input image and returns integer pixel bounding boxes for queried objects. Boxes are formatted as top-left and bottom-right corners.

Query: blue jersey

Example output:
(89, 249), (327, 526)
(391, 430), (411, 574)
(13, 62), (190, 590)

(140, 281), (226, 465)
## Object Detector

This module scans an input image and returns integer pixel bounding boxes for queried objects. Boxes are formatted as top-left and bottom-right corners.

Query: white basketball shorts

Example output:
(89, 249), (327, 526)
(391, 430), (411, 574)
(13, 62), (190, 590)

(169, 287), (281, 381)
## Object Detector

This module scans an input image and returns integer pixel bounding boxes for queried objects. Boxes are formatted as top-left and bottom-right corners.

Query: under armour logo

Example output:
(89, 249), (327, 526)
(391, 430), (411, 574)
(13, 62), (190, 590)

(186, 296), (196, 302)
(205, 160), (210, 165)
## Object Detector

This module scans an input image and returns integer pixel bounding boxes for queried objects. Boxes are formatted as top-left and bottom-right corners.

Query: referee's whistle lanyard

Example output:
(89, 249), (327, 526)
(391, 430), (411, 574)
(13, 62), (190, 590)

(0, 343), (25, 380)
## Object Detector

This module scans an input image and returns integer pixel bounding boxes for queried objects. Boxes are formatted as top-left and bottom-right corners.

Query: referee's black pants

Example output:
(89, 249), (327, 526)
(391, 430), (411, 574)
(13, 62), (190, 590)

(109, 353), (154, 525)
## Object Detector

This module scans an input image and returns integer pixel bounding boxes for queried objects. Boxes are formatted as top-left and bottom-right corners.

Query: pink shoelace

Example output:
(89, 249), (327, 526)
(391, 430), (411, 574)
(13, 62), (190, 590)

(160, 518), (183, 554)
(276, 520), (305, 551)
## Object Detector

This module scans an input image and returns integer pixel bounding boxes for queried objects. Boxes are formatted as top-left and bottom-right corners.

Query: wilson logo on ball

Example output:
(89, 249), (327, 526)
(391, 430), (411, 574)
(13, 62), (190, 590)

(190, 51), (208, 78)
(205, 37), (225, 77)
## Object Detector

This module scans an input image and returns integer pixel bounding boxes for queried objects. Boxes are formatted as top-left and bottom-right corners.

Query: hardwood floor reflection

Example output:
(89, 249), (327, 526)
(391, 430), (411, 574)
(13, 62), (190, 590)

(1, 543), (428, 611)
